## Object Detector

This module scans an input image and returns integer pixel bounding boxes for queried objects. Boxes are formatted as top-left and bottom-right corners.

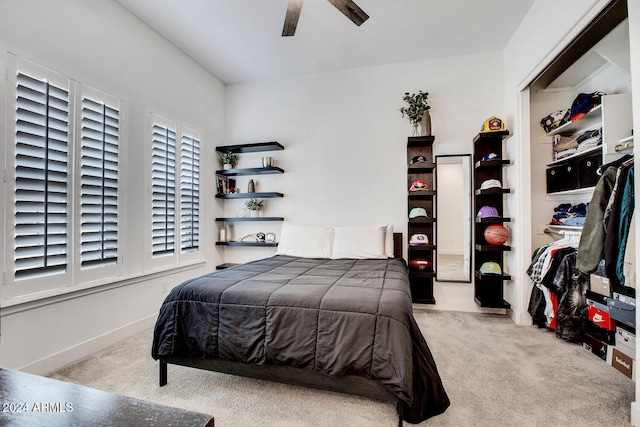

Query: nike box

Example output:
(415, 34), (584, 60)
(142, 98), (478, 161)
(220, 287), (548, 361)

(588, 304), (616, 331)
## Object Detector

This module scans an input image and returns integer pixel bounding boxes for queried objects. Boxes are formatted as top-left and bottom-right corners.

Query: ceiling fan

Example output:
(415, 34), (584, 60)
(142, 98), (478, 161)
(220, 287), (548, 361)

(282, 0), (369, 37)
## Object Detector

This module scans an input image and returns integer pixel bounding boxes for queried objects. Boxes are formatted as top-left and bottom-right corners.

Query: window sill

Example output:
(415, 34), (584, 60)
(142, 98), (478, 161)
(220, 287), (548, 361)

(1, 260), (207, 315)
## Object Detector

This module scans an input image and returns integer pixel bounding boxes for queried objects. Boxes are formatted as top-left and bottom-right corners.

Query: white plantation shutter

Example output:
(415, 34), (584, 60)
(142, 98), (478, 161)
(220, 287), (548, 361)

(14, 72), (70, 279)
(151, 124), (176, 256)
(80, 97), (119, 267)
(180, 134), (200, 251)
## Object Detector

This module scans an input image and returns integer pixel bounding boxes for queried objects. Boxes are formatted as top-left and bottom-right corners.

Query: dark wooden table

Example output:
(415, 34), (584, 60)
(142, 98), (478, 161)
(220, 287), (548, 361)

(0, 368), (214, 426)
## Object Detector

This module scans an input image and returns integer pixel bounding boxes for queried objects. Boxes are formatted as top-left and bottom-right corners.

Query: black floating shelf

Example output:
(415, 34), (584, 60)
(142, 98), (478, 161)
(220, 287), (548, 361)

(408, 164), (436, 173)
(408, 191), (436, 199)
(476, 217), (511, 223)
(472, 130), (510, 143)
(475, 188), (511, 196)
(474, 296), (511, 309)
(475, 244), (512, 252)
(407, 136), (435, 147)
(216, 142), (284, 153)
(216, 166), (284, 176)
(475, 271), (512, 281)
(409, 218), (436, 224)
(216, 192), (284, 199)
(215, 217), (284, 222)
(474, 159), (512, 169)
(216, 242), (278, 247)
(409, 271), (437, 278)
(409, 244), (437, 251)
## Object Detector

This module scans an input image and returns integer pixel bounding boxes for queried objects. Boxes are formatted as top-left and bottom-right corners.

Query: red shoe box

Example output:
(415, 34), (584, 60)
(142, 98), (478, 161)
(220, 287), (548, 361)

(588, 303), (616, 331)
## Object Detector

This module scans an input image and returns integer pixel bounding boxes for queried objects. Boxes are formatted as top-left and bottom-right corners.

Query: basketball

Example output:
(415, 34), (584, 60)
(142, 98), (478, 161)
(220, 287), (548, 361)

(484, 224), (509, 245)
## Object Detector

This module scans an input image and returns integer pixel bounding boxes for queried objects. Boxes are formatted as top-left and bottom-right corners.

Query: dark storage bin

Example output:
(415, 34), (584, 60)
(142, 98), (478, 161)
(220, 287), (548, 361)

(577, 152), (603, 188)
(546, 160), (578, 193)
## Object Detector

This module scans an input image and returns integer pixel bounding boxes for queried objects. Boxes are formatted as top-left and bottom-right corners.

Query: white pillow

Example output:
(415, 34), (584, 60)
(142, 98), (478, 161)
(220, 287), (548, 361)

(275, 222), (334, 258)
(332, 225), (387, 259)
(385, 225), (395, 258)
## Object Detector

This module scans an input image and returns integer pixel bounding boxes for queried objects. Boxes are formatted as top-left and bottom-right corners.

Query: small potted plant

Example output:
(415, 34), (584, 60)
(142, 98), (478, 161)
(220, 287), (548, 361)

(245, 198), (265, 217)
(399, 90), (431, 136)
(220, 151), (238, 169)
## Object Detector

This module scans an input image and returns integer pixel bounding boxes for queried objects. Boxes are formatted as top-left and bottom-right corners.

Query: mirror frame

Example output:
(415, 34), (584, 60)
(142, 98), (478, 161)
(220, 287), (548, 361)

(435, 154), (473, 283)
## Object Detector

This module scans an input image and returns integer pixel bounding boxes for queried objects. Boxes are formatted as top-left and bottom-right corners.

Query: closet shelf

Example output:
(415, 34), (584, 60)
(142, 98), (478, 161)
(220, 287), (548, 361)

(216, 242), (278, 247)
(547, 145), (602, 166)
(408, 164), (436, 173)
(475, 296), (511, 309)
(546, 105), (602, 136)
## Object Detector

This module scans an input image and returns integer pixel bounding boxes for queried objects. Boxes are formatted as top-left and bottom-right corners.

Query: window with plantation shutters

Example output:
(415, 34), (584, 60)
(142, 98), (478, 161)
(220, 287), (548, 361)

(14, 72), (70, 280)
(80, 97), (120, 267)
(180, 134), (200, 251)
(151, 123), (177, 256)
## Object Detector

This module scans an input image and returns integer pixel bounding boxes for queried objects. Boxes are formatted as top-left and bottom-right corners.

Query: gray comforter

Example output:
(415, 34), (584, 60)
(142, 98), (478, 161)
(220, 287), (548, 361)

(152, 256), (449, 422)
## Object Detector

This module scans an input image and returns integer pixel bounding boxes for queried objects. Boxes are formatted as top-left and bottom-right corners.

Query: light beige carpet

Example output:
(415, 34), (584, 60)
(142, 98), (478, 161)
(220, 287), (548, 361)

(50, 310), (635, 426)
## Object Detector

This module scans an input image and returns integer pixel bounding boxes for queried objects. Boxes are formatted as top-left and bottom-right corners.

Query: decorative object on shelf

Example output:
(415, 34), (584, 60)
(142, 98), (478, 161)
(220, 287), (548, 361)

(409, 258), (432, 271)
(220, 151), (238, 169)
(219, 227), (227, 242)
(484, 224), (509, 246)
(262, 156), (274, 167)
(248, 179), (255, 193)
(245, 198), (265, 217)
(399, 90), (431, 137)
(236, 208), (248, 218)
(479, 116), (506, 133)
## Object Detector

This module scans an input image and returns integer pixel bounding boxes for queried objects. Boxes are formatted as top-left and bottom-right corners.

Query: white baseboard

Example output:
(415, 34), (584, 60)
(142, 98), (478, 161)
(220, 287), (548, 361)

(20, 314), (157, 376)
(413, 301), (507, 315)
(631, 401), (640, 426)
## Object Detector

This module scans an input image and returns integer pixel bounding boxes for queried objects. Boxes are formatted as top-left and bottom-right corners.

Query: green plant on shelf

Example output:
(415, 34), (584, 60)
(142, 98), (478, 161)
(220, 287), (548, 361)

(245, 198), (265, 211)
(220, 151), (238, 168)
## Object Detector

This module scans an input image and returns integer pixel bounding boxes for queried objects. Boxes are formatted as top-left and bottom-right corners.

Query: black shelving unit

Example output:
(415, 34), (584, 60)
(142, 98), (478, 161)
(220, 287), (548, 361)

(215, 142), (285, 269)
(407, 136), (436, 304)
(472, 131), (512, 308)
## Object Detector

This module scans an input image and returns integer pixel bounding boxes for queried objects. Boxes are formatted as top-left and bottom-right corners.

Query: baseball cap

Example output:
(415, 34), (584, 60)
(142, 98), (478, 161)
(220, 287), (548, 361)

(477, 206), (500, 219)
(482, 152), (501, 162)
(410, 155), (428, 165)
(480, 179), (502, 190)
(540, 109), (570, 133)
(409, 180), (428, 191)
(409, 234), (429, 245)
(480, 116), (506, 133)
(409, 207), (428, 218)
(479, 261), (502, 275)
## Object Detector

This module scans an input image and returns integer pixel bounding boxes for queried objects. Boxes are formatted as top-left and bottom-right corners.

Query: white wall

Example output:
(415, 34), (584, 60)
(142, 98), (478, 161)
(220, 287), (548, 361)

(502, 0), (613, 325)
(225, 52), (505, 312)
(0, 0), (225, 373)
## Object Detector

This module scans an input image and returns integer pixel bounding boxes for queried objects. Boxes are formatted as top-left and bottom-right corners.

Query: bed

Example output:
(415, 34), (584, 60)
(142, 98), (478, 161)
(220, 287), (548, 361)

(151, 224), (449, 424)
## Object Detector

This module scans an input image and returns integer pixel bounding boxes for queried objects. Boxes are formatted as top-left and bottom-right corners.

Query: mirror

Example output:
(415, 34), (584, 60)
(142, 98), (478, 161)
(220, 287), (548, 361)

(436, 155), (472, 282)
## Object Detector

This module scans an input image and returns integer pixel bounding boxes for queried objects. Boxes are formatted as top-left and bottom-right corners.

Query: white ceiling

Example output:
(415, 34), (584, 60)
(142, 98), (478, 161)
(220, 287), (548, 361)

(115, 0), (535, 85)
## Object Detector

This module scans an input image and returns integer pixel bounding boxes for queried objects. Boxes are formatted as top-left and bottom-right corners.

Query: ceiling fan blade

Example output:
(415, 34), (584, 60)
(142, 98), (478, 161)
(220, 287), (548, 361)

(327, 0), (369, 26)
(282, 0), (304, 37)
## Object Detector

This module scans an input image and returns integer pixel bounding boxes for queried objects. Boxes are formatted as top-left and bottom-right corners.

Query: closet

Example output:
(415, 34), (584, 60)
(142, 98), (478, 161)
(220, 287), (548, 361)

(526, 0), (635, 378)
